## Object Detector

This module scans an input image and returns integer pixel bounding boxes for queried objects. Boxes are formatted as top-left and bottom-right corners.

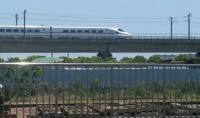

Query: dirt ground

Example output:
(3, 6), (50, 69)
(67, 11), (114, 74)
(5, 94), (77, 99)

(10, 107), (36, 118)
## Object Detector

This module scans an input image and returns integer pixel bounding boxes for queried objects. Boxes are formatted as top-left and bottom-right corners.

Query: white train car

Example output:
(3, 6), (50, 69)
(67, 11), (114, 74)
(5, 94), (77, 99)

(0, 26), (132, 39)
(0, 26), (50, 38)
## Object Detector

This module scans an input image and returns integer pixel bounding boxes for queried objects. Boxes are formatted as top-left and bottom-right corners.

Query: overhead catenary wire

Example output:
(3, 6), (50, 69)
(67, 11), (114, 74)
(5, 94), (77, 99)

(192, 21), (200, 25)
(192, 16), (200, 19)
(0, 16), (14, 19)
(28, 11), (168, 20)
(29, 12), (200, 25)
(27, 14), (169, 24)
(0, 12), (15, 15)
(3, 11), (200, 24)
(28, 18), (169, 24)
(3, 11), (200, 25)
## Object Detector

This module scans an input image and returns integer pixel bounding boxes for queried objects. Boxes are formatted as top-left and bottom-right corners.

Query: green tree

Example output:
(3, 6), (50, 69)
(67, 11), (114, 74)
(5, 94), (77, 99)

(133, 56), (147, 63)
(90, 78), (100, 93)
(60, 57), (74, 63)
(104, 57), (117, 63)
(25, 55), (45, 62)
(89, 56), (103, 63)
(0, 58), (4, 63)
(148, 55), (161, 63)
(73, 57), (91, 63)
(134, 86), (145, 97)
(152, 80), (165, 93)
(194, 52), (200, 64)
(16, 66), (42, 97)
(0, 67), (16, 96)
(180, 80), (196, 94)
(7, 57), (21, 62)
(195, 52), (200, 58)
(0, 66), (42, 97)
(175, 54), (191, 62)
(97, 51), (114, 63)
(120, 57), (133, 63)
(71, 79), (84, 95)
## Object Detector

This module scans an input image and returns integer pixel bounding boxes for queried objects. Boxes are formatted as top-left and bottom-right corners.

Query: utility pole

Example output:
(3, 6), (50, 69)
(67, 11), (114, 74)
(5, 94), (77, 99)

(188, 13), (192, 39)
(15, 14), (18, 26)
(23, 9), (27, 39)
(169, 17), (173, 39)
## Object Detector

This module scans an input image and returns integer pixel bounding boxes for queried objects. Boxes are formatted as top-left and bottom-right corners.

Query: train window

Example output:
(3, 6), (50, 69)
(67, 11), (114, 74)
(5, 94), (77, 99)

(63, 30), (69, 33)
(70, 30), (76, 33)
(27, 30), (33, 33)
(34, 30), (40, 33)
(6, 29), (12, 32)
(0, 29), (5, 32)
(92, 30), (96, 33)
(20, 29), (25, 32)
(98, 30), (103, 33)
(13, 29), (19, 32)
(84, 30), (90, 33)
(118, 29), (124, 32)
(77, 30), (83, 33)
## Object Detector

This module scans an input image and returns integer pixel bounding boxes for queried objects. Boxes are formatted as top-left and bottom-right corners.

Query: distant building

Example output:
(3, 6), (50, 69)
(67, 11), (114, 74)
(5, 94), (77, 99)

(159, 54), (196, 63)
(159, 55), (176, 62)
(183, 54), (196, 59)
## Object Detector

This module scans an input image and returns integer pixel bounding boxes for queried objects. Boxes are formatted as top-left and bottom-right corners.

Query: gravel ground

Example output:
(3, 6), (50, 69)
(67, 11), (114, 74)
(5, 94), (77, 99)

(10, 107), (36, 118)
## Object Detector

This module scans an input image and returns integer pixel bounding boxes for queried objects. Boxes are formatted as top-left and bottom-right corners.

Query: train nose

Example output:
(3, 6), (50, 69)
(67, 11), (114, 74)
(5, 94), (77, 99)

(123, 32), (133, 36)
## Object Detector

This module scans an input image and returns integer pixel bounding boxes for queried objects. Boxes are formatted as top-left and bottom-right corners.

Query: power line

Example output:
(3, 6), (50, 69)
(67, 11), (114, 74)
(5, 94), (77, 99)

(28, 11), (169, 20)
(0, 12), (14, 15)
(192, 21), (200, 24)
(29, 16), (168, 22)
(192, 16), (200, 19)
(0, 16), (14, 19)
(3, 11), (200, 24)
(29, 20), (168, 24)
(28, 16), (169, 24)
(27, 12), (200, 25)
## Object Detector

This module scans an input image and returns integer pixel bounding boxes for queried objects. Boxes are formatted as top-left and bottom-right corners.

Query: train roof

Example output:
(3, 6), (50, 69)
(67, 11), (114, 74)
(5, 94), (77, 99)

(0, 25), (49, 28)
(0, 25), (120, 29)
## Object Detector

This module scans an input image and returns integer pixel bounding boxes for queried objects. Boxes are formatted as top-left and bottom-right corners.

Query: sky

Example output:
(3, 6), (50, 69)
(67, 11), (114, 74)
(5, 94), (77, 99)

(0, 0), (199, 60)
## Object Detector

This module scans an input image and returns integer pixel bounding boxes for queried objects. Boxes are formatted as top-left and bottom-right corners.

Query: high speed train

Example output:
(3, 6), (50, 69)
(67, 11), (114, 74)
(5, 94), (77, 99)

(0, 26), (132, 39)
